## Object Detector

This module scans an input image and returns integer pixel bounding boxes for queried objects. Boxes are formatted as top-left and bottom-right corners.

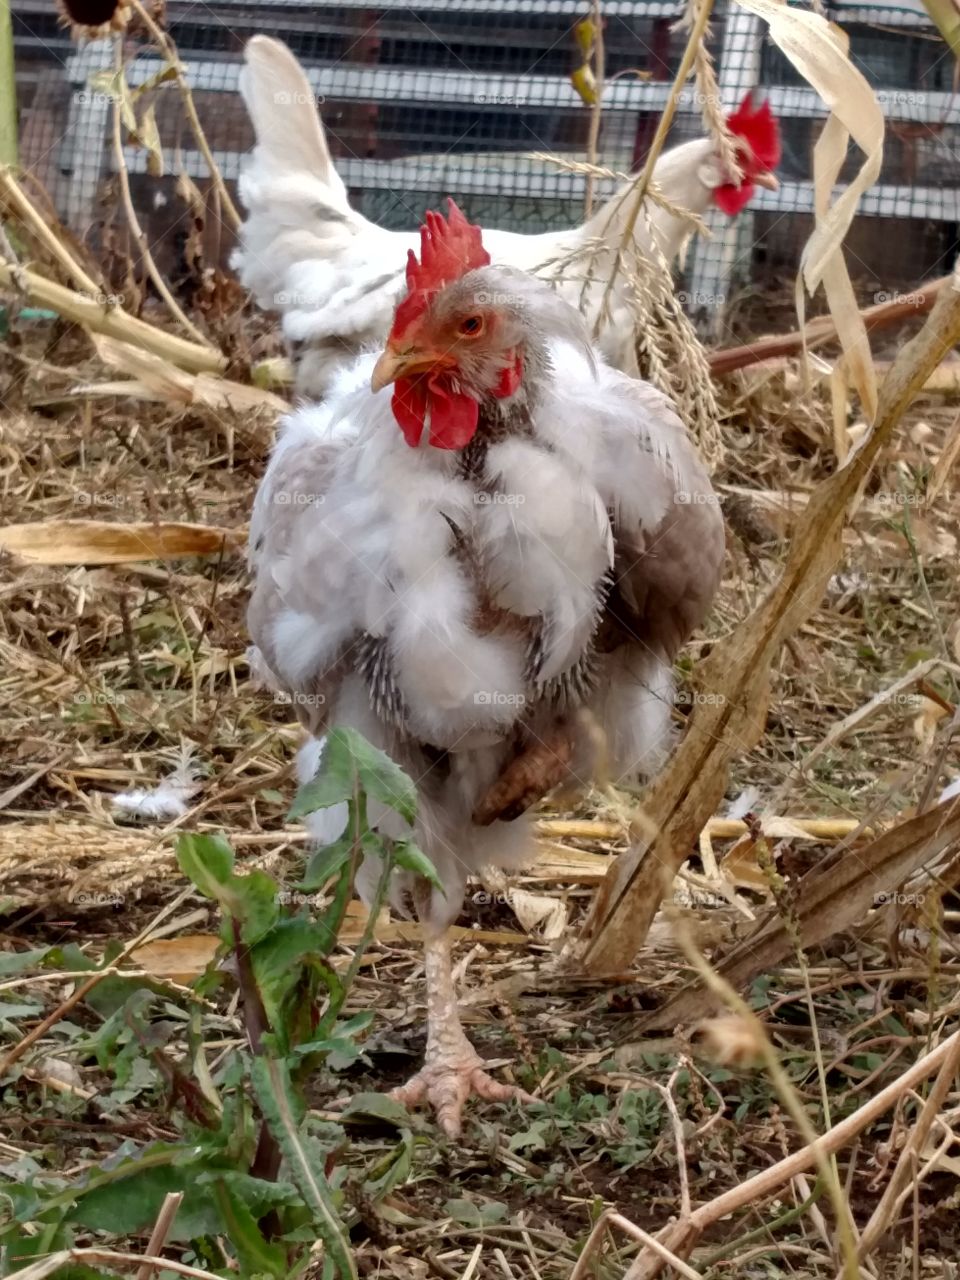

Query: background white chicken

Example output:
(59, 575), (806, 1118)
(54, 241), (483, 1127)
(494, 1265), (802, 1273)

(247, 200), (725, 1136)
(234, 36), (781, 397)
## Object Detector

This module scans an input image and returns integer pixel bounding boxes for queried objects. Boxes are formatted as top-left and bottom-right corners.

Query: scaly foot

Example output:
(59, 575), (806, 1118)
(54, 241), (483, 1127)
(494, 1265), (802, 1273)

(391, 1047), (534, 1137)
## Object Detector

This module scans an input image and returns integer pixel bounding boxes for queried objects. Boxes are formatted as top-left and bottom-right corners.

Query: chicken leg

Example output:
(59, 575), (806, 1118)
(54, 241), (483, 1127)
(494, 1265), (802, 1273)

(390, 930), (534, 1137)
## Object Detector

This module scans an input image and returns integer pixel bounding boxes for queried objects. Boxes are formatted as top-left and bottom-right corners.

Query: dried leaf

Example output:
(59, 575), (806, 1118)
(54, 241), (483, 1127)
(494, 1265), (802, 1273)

(0, 520), (240, 565)
(570, 64), (598, 106)
(81, 335), (288, 416)
(920, 0), (960, 63)
(631, 794), (960, 1030)
(129, 65), (178, 101)
(734, 0), (884, 420)
(720, 836), (772, 893)
(574, 16), (597, 55)
(696, 1015), (765, 1067)
(131, 935), (220, 983)
(137, 103), (164, 178)
(914, 697), (949, 751)
(89, 69), (136, 133)
(176, 168), (206, 217)
(509, 888), (568, 940)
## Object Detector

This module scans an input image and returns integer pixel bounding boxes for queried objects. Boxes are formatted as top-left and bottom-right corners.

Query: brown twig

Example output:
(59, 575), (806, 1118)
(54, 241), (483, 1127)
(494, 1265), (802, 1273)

(708, 277), (947, 377)
(136, 1192), (184, 1280)
(569, 1210), (703, 1280)
(13, 1250), (223, 1280)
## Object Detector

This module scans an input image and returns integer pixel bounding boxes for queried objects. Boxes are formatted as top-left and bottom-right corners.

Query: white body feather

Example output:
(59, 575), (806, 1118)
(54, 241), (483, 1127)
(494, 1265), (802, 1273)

(247, 278), (724, 929)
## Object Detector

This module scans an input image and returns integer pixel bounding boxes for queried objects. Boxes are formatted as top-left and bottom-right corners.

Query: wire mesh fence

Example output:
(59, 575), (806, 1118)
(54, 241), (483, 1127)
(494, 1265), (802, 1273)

(11, 0), (960, 331)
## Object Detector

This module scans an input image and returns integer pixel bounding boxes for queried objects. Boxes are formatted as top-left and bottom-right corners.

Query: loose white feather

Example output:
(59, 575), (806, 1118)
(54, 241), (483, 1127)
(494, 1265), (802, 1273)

(112, 745), (200, 821)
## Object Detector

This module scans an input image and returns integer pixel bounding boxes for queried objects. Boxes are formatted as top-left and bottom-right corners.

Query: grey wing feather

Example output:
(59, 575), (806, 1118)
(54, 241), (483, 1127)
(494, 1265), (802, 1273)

(247, 410), (358, 732)
(594, 370), (724, 659)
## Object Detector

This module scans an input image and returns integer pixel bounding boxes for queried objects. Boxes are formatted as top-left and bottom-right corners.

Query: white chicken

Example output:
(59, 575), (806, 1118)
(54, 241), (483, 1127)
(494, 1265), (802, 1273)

(248, 201), (725, 1135)
(234, 36), (781, 396)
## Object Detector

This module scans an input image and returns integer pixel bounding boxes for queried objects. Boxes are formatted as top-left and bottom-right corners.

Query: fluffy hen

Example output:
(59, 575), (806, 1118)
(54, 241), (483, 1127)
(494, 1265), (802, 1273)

(234, 35), (780, 395)
(248, 201), (724, 1135)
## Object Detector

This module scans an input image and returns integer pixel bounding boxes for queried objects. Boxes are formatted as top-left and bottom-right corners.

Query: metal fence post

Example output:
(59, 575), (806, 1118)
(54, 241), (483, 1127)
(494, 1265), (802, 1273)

(57, 39), (113, 230)
(0, 0), (16, 168)
(686, 1), (763, 338)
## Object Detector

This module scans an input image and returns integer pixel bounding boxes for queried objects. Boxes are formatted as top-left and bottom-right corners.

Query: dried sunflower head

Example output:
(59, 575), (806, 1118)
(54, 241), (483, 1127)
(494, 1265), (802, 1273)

(56, 0), (166, 39)
(56, 0), (132, 38)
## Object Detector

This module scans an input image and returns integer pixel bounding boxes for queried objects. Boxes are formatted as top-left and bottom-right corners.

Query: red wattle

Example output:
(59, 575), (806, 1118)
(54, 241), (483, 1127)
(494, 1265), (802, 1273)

(713, 178), (755, 217)
(392, 377), (430, 447)
(392, 374), (480, 450)
(492, 353), (523, 399)
(426, 381), (480, 449)
(392, 352), (521, 450)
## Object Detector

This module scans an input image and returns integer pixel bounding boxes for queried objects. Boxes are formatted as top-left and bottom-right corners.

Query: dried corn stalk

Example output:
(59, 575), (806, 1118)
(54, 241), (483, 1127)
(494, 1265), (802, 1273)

(576, 270), (960, 974)
(734, 0), (885, 419)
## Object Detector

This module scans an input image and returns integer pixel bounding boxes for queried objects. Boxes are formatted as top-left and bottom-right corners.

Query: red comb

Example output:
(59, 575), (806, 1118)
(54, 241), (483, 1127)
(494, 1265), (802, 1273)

(726, 92), (781, 169)
(391, 199), (490, 338)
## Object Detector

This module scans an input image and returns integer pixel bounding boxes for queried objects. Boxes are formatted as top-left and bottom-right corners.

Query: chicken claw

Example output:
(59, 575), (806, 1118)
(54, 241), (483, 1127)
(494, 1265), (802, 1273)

(391, 1050), (534, 1138)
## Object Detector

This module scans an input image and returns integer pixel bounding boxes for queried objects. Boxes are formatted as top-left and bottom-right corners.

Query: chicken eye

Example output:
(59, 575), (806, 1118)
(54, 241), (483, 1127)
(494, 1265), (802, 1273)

(459, 315), (484, 337)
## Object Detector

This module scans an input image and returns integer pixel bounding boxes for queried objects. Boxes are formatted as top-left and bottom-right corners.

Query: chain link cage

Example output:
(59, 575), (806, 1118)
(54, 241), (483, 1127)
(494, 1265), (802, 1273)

(11, 0), (959, 334)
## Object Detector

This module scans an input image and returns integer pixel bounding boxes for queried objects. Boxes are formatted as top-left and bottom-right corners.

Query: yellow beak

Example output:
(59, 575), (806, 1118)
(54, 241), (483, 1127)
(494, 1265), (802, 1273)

(371, 344), (457, 391)
(371, 347), (409, 391)
(754, 171), (780, 192)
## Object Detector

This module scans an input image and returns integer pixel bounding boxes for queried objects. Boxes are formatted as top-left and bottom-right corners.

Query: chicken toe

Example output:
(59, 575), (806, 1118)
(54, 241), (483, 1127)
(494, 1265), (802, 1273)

(392, 1052), (533, 1138)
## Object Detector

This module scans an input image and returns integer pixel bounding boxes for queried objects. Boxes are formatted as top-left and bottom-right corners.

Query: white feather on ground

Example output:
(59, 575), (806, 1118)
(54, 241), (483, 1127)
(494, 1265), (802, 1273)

(112, 745), (200, 821)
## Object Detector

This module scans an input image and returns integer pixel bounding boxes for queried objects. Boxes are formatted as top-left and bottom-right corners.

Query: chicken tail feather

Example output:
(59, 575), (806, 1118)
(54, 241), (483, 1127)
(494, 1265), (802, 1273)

(239, 35), (349, 210)
(233, 37), (385, 328)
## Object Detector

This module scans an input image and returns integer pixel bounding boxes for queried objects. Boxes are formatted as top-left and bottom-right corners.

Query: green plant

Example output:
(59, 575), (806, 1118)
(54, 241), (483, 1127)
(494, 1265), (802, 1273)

(0, 729), (434, 1280)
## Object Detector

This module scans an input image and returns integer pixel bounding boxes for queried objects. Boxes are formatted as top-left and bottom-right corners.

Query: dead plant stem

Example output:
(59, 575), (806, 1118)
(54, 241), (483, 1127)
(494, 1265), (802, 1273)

(0, 258), (226, 374)
(596, 0), (715, 325)
(128, 0), (241, 230)
(0, 167), (101, 295)
(136, 1192), (184, 1280)
(667, 910), (861, 1280)
(583, 0), (605, 218)
(850, 1031), (960, 1267)
(111, 39), (212, 347)
(622, 1027), (960, 1279)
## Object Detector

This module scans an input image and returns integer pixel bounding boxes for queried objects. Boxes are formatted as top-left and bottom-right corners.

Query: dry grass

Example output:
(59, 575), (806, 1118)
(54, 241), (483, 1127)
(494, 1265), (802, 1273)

(3, 7), (960, 1271)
